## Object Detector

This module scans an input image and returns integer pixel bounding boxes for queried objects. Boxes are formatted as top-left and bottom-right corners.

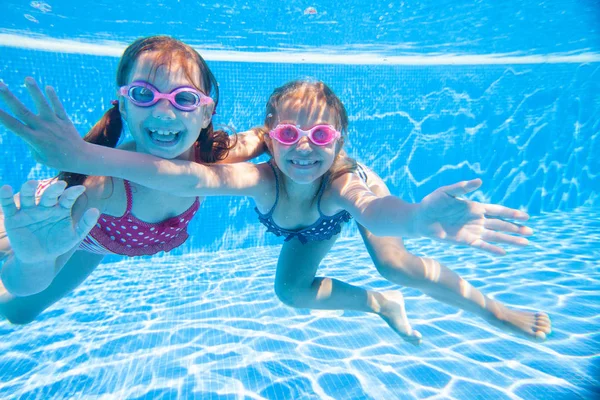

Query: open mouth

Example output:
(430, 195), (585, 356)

(146, 128), (182, 147)
(289, 159), (320, 168)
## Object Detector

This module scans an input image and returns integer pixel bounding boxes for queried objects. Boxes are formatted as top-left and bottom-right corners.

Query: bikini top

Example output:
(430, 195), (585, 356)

(255, 162), (368, 244)
(72, 179), (199, 256)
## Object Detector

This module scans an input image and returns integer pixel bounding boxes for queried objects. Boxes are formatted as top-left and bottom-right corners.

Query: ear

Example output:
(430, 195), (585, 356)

(200, 103), (214, 129)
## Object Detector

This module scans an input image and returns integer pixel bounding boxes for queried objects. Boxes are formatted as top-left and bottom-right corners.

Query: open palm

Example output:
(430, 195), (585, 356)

(419, 179), (532, 255)
(0, 180), (99, 263)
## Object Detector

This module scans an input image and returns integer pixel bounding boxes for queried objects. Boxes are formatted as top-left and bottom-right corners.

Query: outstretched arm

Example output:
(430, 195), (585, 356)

(332, 170), (531, 255)
(0, 78), (266, 199)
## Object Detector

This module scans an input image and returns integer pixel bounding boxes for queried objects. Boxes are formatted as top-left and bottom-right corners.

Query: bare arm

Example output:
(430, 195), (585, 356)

(331, 173), (421, 237)
(0, 79), (266, 199)
(70, 143), (268, 198)
(330, 169), (532, 255)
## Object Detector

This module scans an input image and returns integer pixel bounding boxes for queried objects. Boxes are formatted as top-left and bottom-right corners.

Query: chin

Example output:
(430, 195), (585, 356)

(148, 146), (184, 160)
(287, 170), (326, 184)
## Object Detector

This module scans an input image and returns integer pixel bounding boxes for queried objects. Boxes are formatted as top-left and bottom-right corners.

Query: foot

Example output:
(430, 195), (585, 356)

(486, 301), (552, 341)
(377, 291), (422, 346)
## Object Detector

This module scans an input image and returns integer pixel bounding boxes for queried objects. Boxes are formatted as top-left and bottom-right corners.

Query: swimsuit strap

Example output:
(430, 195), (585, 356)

(264, 160), (280, 217)
(122, 179), (134, 215)
(316, 174), (331, 216)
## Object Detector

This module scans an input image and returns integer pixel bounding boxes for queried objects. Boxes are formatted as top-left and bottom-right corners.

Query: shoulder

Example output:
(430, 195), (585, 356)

(249, 161), (278, 209)
(254, 161), (278, 190)
(74, 175), (121, 213)
(320, 170), (369, 215)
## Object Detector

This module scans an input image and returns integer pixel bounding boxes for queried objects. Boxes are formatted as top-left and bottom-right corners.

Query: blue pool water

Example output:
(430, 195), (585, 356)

(1, 209), (598, 399)
(1, 1), (599, 399)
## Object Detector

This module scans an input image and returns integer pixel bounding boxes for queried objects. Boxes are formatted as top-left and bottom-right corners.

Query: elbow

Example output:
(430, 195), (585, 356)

(357, 207), (391, 237)
(1, 268), (52, 298)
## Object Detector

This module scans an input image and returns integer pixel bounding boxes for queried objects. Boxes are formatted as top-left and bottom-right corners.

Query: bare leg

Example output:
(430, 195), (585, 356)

(358, 166), (551, 341)
(274, 236), (421, 345)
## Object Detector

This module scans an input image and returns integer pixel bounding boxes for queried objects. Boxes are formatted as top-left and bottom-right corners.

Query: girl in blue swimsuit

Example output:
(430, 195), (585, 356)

(1, 78), (551, 343)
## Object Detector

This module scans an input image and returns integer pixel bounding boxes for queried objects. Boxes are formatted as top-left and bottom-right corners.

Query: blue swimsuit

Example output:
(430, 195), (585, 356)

(255, 162), (368, 244)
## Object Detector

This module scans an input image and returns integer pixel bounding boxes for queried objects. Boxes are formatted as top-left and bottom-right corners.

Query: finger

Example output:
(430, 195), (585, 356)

(0, 82), (41, 128)
(441, 179), (483, 198)
(45, 86), (68, 120)
(19, 180), (39, 208)
(75, 208), (100, 242)
(469, 238), (506, 256)
(24, 77), (53, 119)
(0, 108), (39, 145)
(0, 185), (18, 217)
(484, 218), (534, 236)
(483, 204), (530, 221)
(481, 230), (530, 246)
(57, 185), (86, 210)
(38, 180), (68, 207)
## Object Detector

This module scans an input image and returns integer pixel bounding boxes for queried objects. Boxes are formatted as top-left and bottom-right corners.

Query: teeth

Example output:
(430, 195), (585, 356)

(291, 160), (317, 166)
(149, 129), (180, 136)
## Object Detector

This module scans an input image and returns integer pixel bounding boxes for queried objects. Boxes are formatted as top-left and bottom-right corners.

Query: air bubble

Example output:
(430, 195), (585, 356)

(30, 1), (52, 13)
(24, 14), (39, 23)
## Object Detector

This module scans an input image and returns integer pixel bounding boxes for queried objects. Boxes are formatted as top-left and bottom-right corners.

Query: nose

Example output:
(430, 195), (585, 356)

(151, 99), (176, 120)
(294, 136), (313, 153)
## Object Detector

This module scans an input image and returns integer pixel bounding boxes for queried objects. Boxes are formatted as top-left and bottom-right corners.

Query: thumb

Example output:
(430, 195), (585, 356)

(75, 208), (100, 241)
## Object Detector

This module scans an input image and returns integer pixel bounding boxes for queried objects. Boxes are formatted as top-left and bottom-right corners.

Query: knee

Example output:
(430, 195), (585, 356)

(0, 295), (44, 325)
(2, 309), (40, 325)
(274, 281), (304, 308)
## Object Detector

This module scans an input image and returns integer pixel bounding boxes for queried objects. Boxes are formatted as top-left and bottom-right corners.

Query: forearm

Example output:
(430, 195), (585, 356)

(74, 143), (209, 196)
(359, 196), (423, 238)
(1, 252), (59, 296)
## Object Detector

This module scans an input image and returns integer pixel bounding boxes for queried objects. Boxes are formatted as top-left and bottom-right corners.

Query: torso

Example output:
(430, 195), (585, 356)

(97, 177), (202, 223)
(93, 141), (203, 221)
(254, 161), (354, 243)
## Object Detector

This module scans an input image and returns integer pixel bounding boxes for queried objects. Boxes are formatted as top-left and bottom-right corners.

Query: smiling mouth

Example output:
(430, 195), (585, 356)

(290, 159), (320, 167)
(146, 128), (182, 147)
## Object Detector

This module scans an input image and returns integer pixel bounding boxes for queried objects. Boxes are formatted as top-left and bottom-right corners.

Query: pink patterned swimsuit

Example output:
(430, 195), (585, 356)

(37, 178), (200, 256)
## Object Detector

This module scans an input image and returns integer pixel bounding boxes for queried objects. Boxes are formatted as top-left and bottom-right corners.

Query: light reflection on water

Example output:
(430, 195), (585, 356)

(0, 208), (597, 399)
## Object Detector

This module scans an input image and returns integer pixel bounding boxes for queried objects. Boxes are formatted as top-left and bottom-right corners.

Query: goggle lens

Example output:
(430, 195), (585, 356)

(270, 124), (340, 146)
(120, 81), (212, 112)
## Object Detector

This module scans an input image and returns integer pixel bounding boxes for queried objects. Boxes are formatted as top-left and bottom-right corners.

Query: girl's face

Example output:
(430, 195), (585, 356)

(119, 51), (213, 160)
(268, 96), (340, 184)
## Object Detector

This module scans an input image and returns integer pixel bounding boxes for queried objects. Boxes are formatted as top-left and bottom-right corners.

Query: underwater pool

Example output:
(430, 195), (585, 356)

(0, 1), (598, 399)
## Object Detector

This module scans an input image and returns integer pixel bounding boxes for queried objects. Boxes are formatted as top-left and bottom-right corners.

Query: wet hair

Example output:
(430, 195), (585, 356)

(258, 79), (356, 182)
(59, 35), (235, 187)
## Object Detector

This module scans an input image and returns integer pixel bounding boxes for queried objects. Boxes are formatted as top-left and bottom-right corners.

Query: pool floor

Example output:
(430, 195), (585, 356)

(1, 208), (598, 399)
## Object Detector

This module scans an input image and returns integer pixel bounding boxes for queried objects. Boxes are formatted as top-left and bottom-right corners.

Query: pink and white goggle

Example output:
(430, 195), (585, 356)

(269, 124), (341, 146)
(118, 80), (214, 112)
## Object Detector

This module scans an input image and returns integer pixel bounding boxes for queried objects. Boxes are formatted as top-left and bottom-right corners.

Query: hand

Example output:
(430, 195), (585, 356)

(0, 180), (100, 264)
(418, 179), (532, 255)
(0, 78), (86, 170)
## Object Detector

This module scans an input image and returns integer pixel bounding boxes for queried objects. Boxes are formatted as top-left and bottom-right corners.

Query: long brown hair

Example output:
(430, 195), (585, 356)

(258, 79), (357, 183)
(58, 35), (235, 186)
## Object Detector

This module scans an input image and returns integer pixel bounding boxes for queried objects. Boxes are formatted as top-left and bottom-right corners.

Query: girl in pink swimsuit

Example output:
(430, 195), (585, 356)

(0, 36), (266, 323)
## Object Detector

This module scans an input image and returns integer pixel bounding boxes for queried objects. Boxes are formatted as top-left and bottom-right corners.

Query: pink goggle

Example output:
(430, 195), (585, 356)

(118, 80), (214, 112)
(269, 124), (341, 146)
